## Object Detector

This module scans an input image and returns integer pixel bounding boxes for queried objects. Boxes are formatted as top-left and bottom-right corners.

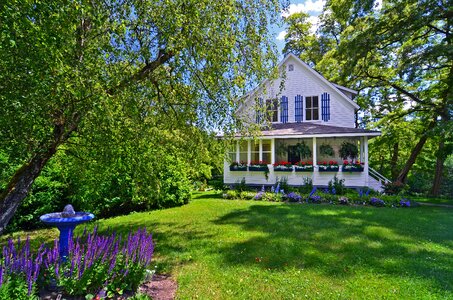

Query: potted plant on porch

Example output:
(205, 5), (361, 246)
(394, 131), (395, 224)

(229, 161), (248, 171)
(249, 161), (269, 172)
(294, 161), (313, 172)
(273, 161), (293, 172)
(342, 160), (364, 172)
(318, 160), (339, 172)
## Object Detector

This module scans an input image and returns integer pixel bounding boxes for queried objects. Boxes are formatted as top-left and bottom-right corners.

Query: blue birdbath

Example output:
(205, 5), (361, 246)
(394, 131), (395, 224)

(40, 205), (94, 261)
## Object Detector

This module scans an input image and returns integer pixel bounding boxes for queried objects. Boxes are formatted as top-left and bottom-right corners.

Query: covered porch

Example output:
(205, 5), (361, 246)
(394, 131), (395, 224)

(225, 136), (370, 187)
(224, 123), (382, 189)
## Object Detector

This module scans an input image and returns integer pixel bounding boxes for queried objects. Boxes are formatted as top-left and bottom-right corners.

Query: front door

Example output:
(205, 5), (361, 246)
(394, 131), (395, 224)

(287, 146), (300, 164)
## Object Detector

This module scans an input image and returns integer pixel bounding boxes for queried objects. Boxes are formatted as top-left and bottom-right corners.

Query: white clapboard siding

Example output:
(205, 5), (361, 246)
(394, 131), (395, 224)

(240, 54), (357, 128)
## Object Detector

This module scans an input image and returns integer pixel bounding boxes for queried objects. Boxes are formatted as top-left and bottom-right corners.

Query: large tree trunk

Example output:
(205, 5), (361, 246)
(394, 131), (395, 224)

(395, 121), (436, 185)
(0, 121), (78, 235)
(390, 142), (399, 180)
(431, 140), (445, 196)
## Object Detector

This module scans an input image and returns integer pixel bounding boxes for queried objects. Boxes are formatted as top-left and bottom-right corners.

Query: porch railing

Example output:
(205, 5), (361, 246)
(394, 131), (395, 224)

(369, 167), (391, 185)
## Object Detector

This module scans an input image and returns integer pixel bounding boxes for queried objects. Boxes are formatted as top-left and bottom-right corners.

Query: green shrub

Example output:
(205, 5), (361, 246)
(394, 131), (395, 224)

(328, 175), (346, 195)
(235, 177), (249, 192)
(277, 177), (290, 193)
(262, 192), (283, 202)
(383, 181), (408, 195)
(155, 162), (192, 208)
(209, 178), (226, 191)
(298, 177), (313, 194)
(239, 191), (256, 200)
(223, 190), (238, 199)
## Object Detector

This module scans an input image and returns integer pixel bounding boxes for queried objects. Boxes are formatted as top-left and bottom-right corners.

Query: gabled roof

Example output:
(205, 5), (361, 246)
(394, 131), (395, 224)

(332, 83), (358, 95)
(284, 53), (360, 110)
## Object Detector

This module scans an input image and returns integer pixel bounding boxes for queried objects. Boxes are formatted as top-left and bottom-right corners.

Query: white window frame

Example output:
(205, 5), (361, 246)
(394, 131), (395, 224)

(304, 94), (320, 121)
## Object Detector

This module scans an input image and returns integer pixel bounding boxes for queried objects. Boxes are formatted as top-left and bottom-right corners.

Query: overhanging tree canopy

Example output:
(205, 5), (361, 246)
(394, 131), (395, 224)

(0, 0), (287, 234)
(283, 0), (452, 193)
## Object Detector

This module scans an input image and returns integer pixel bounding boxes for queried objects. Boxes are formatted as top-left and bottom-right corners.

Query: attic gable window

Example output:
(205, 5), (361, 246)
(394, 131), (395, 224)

(266, 99), (278, 122)
(305, 96), (319, 121)
(288, 64), (294, 71)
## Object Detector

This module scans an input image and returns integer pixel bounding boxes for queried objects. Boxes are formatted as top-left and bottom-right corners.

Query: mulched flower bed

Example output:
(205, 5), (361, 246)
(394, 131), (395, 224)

(39, 274), (178, 300)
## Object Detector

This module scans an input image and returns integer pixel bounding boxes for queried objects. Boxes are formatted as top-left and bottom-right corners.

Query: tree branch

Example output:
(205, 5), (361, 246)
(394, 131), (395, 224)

(107, 50), (173, 96)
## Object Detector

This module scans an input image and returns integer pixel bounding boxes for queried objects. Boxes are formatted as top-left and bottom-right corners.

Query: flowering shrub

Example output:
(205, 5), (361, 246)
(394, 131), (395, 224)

(370, 197), (385, 207)
(0, 237), (42, 299)
(310, 195), (322, 203)
(262, 192), (283, 202)
(339, 196), (349, 205)
(0, 228), (154, 299)
(399, 198), (411, 207)
(254, 191), (264, 200)
(285, 192), (302, 202)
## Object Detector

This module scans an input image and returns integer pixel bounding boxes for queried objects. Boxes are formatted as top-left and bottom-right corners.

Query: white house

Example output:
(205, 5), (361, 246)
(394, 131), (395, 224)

(224, 53), (389, 191)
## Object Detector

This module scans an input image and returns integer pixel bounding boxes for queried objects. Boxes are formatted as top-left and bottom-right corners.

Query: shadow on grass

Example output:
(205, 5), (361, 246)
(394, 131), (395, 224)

(77, 219), (214, 274)
(192, 191), (223, 200)
(213, 204), (453, 291)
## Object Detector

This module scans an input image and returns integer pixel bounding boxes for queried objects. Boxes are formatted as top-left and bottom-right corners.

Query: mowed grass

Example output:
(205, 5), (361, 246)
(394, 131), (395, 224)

(3, 192), (453, 299)
(412, 196), (453, 206)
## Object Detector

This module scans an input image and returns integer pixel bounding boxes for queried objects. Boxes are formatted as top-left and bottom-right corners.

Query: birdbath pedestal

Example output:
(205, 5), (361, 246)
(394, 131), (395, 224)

(40, 205), (94, 260)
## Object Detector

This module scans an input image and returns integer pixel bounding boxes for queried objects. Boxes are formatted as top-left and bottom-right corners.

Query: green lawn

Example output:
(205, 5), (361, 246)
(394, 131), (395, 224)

(411, 196), (453, 206)
(3, 192), (453, 299)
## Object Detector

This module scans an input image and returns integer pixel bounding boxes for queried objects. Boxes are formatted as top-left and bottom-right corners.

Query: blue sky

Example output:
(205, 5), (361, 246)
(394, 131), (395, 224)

(272, 0), (326, 55)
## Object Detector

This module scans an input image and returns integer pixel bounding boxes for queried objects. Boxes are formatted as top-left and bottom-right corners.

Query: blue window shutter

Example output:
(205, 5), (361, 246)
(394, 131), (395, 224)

(256, 98), (263, 123)
(280, 96), (288, 123)
(295, 95), (303, 122)
(321, 93), (330, 122)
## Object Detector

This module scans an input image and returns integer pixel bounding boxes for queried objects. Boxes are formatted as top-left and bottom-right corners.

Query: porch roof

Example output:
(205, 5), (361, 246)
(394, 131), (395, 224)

(238, 123), (380, 138)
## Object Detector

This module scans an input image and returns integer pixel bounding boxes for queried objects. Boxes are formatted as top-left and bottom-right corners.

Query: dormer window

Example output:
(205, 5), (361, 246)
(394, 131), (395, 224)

(288, 64), (294, 71)
(306, 96), (319, 121)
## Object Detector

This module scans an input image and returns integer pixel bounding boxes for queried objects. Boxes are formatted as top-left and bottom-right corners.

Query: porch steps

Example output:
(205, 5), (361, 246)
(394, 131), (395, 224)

(368, 167), (391, 192)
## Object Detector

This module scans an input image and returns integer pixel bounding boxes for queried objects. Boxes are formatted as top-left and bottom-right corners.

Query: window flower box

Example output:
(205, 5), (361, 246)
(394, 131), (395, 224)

(294, 161), (313, 172)
(229, 161), (247, 171)
(342, 160), (364, 172)
(249, 161), (269, 172)
(318, 160), (339, 172)
(273, 161), (293, 172)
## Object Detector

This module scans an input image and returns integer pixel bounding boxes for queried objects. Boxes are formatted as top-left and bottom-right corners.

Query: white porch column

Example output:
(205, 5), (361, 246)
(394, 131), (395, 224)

(271, 138), (275, 164)
(360, 137), (364, 162)
(259, 139), (263, 161)
(247, 140), (251, 165)
(236, 140), (240, 163)
(364, 136), (369, 186)
(312, 137), (317, 166)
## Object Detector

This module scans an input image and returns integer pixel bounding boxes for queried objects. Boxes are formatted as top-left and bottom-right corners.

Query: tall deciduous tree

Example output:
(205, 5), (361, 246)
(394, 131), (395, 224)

(0, 0), (286, 234)
(283, 0), (452, 192)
